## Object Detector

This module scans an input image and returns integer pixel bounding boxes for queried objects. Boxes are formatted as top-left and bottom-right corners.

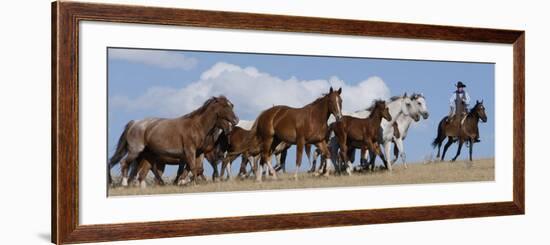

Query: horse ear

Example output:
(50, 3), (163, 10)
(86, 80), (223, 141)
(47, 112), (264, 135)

(481, 99), (484, 104)
(476, 99), (479, 104)
(403, 92), (407, 97)
(337, 87), (342, 95)
(329, 87), (334, 93)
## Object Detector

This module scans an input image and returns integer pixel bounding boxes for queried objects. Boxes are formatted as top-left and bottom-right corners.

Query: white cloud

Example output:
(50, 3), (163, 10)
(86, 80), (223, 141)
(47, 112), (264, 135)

(111, 62), (391, 119)
(109, 48), (198, 70)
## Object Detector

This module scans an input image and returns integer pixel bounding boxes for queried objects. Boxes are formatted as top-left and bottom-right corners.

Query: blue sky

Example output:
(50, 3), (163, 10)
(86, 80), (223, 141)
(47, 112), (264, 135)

(108, 47), (495, 176)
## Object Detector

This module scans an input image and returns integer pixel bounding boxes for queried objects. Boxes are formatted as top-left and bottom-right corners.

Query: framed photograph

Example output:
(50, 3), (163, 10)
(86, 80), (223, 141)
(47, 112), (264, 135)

(52, 1), (524, 244)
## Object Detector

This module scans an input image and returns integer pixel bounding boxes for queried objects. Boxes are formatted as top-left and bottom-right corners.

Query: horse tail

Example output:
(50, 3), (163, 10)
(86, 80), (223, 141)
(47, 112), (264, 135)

(431, 118), (445, 148)
(109, 120), (133, 168)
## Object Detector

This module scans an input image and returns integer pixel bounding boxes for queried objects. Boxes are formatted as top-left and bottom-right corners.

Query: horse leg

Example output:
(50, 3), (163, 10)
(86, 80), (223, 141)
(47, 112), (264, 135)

(210, 156), (219, 182)
(237, 154), (248, 178)
(150, 162), (165, 186)
(220, 157), (228, 180)
(373, 142), (390, 171)
(383, 140), (392, 166)
(309, 148), (319, 173)
(128, 159), (140, 186)
(395, 138), (406, 168)
(335, 132), (350, 175)
(360, 146), (369, 172)
(294, 138), (305, 180)
(367, 148), (376, 171)
(468, 138), (474, 162)
(258, 138), (273, 182)
(135, 158), (151, 188)
(173, 161), (186, 185)
(274, 153), (282, 172)
(119, 152), (139, 187)
(452, 139), (464, 162)
(304, 144), (312, 174)
(223, 155), (237, 181)
(339, 142), (352, 176)
(393, 142), (399, 163)
(280, 148), (288, 173)
(225, 159), (232, 180)
(249, 155), (259, 178)
(441, 137), (455, 161)
(315, 141), (334, 177)
(350, 148), (359, 167)
(195, 154), (207, 183)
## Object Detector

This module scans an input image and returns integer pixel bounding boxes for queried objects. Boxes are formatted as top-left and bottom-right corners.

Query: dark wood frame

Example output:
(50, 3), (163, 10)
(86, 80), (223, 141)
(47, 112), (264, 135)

(52, 1), (525, 244)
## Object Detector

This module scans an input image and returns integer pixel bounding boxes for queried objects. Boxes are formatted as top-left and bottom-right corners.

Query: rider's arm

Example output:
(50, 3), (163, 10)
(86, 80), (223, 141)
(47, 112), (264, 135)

(449, 93), (456, 107)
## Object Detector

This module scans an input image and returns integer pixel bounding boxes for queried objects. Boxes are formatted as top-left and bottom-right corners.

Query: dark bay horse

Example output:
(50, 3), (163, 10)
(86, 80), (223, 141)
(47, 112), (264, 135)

(432, 100), (487, 162)
(108, 96), (238, 186)
(217, 126), (259, 180)
(218, 126), (294, 180)
(332, 100), (392, 174)
(252, 87), (343, 181)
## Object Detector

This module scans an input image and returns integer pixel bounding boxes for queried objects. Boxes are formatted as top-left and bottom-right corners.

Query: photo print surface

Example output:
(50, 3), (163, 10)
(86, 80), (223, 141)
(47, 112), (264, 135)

(107, 47), (495, 196)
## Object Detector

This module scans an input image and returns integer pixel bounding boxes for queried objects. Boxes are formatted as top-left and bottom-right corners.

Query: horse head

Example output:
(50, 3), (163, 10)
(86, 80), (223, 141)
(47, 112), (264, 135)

(473, 100), (487, 123)
(398, 93), (420, 122)
(411, 93), (429, 120)
(373, 100), (392, 121)
(211, 96), (239, 134)
(327, 87), (343, 121)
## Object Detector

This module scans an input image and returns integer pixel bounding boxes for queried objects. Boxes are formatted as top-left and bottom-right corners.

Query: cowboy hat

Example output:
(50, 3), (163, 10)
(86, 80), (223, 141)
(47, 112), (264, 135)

(455, 81), (466, 88)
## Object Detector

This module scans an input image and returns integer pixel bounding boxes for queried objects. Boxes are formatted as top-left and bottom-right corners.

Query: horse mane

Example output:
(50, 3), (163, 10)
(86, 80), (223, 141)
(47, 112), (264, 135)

(305, 92), (330, 107)
(389, 95), (404, 102)
(364, 99), (386, 112)
(183, 96), (227, 118)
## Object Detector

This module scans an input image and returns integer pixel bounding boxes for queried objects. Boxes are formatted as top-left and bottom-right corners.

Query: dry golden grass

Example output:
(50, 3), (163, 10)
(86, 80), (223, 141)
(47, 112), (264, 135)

(108, 158), (494, 196)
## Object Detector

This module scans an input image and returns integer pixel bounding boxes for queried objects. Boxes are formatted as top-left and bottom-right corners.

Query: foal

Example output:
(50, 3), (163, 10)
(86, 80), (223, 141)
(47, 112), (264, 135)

(332, 100), (392, 174)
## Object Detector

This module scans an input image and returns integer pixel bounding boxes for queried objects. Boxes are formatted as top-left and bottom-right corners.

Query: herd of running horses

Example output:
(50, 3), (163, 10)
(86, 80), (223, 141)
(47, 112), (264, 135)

(108, 87), (488, 188)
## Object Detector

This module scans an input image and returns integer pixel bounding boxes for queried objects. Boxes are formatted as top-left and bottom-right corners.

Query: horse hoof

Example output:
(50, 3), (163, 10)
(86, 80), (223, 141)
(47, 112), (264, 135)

(140, 181), (147, 189)
(121, 178), (128, 187)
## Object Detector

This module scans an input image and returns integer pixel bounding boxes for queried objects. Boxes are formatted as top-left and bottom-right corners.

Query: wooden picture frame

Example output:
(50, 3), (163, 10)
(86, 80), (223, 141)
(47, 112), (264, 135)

(52, 1), (525, 244)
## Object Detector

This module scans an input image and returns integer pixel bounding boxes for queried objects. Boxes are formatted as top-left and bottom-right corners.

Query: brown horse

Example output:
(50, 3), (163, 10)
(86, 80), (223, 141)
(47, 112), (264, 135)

(332, 100), (392, 174)
(432, 100), (487, 162)
(108, 96), (238, 186)
(216, 126), (258, 180)
(252, 87), (343, 181)
(218, 126), (291, 180)
(130, 122), (230, 187)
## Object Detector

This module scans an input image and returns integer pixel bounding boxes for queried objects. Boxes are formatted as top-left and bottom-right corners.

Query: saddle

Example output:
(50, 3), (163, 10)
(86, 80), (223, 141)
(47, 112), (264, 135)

(447, 112), (466, 126)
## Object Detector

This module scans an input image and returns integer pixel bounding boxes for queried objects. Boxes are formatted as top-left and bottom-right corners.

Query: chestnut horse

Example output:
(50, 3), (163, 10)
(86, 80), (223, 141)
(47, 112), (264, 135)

(332, 100), (392, 174)
(108, 96), (238, 186)
(252, 87), (343, 181)
(432, 100), (487, 162)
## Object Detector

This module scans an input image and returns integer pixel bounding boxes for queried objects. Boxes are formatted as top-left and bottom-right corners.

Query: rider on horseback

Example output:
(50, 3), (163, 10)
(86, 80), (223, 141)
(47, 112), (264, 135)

(447, 81), (470, 122)
(447, 81), (480, 143)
